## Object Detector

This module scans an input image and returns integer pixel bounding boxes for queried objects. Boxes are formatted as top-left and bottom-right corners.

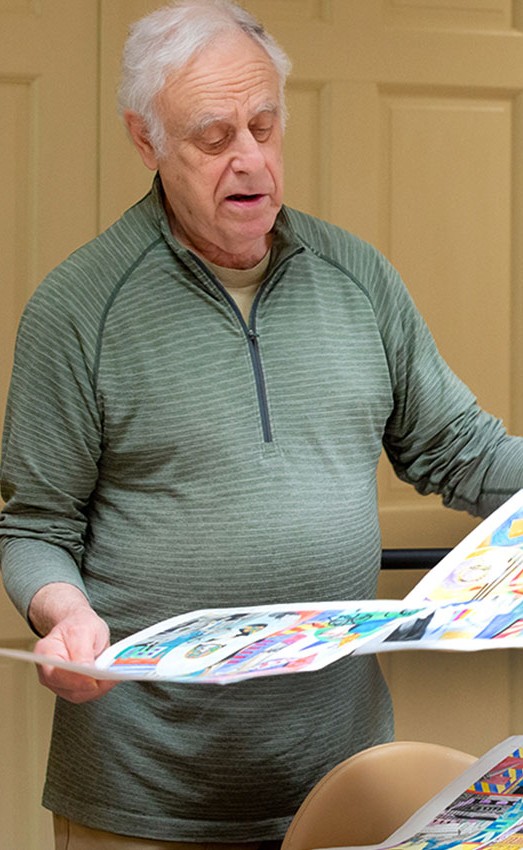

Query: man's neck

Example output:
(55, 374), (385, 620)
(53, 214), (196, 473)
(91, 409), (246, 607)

(165, 201), (272, 270)
(203, 252), (271, 322)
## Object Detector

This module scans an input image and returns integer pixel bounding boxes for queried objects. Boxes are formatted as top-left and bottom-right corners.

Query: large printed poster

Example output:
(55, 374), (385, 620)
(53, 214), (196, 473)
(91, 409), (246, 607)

(363, 738), (523, 850)
(0, 490), (523, 683)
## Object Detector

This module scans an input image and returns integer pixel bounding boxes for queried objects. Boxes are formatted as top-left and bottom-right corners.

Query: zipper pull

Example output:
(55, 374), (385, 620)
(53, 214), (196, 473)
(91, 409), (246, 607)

(248, 329), (259, 340)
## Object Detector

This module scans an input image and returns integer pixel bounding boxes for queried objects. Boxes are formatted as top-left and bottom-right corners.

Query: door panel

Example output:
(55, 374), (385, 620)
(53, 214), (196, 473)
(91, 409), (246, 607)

(0, 2), (98, 848)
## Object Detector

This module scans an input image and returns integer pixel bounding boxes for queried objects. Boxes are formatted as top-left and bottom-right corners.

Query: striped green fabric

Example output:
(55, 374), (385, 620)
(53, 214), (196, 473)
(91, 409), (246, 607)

(1, 177), (522, 841)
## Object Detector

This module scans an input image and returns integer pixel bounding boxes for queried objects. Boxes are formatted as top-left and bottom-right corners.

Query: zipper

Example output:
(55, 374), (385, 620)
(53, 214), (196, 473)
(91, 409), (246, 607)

(233, 249), (303, 443)
(223, 290), (273, 444)
(246, 325), (272, 443)
(189, 245), (303, 445)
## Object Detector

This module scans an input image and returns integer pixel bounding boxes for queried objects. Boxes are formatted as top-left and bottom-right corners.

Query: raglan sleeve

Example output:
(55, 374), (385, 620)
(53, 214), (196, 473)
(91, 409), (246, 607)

(0, 269), (103, 622)
(375, 257), (523, 518)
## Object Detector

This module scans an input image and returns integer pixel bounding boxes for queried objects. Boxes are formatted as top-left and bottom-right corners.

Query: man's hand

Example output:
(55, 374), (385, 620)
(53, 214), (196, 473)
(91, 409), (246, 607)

(29, 583), (117, 704)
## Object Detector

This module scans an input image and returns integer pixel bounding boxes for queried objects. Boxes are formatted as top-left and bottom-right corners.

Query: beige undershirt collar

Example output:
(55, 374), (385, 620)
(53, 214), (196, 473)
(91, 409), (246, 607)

(203, 252), (271, 321)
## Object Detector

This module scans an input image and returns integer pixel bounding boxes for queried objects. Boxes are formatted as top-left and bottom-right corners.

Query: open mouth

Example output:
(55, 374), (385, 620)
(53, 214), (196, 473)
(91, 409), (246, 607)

(226, 193), (264, 202)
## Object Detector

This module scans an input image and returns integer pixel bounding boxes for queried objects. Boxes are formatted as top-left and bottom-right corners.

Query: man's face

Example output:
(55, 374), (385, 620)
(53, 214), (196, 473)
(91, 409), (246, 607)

(135, 31), (285, 268)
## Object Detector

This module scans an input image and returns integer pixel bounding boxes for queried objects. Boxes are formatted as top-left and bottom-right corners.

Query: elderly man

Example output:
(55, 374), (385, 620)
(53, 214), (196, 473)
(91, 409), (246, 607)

(1, 0), (522, 848)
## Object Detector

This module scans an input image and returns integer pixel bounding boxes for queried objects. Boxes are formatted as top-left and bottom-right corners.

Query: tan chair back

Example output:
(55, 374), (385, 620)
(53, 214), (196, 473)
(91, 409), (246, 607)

(282, 740), (476, 850)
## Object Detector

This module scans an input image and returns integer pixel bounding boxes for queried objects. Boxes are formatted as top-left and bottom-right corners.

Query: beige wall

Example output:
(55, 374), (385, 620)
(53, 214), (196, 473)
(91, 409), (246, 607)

(1, 2), (523, 848)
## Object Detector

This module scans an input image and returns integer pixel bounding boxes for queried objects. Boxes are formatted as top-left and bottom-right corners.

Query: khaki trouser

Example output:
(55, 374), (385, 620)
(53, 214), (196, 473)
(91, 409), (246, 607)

(53, 816), (283, 850)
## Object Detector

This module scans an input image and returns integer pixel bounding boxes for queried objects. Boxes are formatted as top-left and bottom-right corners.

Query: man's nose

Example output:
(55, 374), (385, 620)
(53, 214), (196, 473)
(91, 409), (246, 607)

(230, 130), (266, 173)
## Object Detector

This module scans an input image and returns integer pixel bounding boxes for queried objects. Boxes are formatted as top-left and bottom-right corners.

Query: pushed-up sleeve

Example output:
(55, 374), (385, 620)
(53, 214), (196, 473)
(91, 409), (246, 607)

(0, 271), (102, 620)
(377, 260), (523, 518)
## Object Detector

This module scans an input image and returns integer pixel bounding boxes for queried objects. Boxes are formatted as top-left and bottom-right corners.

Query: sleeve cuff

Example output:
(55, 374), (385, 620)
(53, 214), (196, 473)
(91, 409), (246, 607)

(0, 537), (87, 626)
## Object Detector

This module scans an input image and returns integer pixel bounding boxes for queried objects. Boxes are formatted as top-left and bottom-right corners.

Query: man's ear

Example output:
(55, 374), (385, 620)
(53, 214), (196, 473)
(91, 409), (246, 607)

(124, 111), (159, 170)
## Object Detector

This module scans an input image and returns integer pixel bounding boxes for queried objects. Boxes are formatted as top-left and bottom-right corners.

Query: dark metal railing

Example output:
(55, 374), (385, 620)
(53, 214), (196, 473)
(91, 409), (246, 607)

(380, 549), (450, 570)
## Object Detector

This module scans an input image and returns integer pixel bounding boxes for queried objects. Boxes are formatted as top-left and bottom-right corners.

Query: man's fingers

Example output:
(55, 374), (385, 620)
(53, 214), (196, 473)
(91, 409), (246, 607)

(33, 608), (114, 702)
(36, 663), (117, 703)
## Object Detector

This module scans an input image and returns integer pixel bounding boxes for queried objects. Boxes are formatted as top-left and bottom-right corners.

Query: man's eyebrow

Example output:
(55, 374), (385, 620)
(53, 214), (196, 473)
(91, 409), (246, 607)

(187, 113), (229, 137)
(251, 101), (279, 119)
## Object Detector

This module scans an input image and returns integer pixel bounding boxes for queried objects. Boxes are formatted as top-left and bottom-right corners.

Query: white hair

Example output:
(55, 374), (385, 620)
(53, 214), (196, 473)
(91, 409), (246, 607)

(118, 0), (292, 158)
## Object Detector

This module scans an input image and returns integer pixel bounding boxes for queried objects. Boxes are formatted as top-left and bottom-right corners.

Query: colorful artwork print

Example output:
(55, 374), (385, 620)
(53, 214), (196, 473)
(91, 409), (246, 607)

(386, 748), (523, 850)
(109, 612), (271, 673)
(409, 504), (523, 606)
(381, 599), (523, 649)
(421, 550), (523, 604)
(489, 513), (523, 549)
(3, 491), (523, 685)
(104, 604), (423, 682)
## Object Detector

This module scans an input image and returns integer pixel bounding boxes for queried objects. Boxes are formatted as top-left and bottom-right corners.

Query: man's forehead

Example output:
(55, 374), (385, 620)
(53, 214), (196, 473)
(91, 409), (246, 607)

(160, 31), (280, 109)
(162, 71), (280, 136)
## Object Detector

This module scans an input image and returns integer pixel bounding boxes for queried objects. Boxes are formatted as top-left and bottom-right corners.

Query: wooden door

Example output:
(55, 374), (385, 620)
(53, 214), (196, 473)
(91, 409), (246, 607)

(2, 1), (523, 846)
(0, 2), (98, 847)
